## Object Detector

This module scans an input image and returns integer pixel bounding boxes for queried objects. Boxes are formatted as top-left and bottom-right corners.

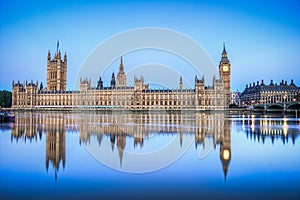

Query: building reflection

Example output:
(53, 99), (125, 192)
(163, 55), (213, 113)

(10, 112), (43, 143)
(45, 114), (66, 182)
(10, 111), (231, 180)
(241, 115), (299, 144)
(194, 114), (231, 180)
(10, 113), (75, 182)
(221, 119), (231, 180)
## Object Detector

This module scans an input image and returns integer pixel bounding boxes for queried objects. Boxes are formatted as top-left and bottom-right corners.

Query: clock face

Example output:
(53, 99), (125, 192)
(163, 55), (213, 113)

(223, 65), (229, 72)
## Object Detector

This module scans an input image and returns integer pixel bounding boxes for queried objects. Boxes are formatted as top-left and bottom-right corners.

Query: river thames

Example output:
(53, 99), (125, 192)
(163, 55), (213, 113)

(0, 111), (299, 199)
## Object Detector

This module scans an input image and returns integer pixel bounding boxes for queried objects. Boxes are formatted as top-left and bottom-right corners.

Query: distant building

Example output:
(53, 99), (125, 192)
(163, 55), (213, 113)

(240, 79), (300, 106)
(230, 91), (241, 107)
(12, 42), (231, 110)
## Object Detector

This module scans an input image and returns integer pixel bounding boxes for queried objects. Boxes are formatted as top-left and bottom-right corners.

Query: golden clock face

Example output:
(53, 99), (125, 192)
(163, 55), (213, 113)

(222, 149), (230, 160)
(223, 65), (229, 72)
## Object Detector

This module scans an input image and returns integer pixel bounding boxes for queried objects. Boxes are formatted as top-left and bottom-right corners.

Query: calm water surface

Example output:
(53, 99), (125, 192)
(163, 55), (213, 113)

(0, 112), (299, 199)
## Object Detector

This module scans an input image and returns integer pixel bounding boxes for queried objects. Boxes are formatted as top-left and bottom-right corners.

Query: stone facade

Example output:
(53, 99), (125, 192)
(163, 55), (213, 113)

(12, 43), (231, 110)
(240, 79), (300, 106)
(219, 43), (231, 108)
(47, 40), (67, 91)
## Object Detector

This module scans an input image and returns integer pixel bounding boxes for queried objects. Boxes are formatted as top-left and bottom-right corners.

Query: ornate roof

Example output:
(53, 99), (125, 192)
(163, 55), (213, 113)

(241, 80), (299, 95)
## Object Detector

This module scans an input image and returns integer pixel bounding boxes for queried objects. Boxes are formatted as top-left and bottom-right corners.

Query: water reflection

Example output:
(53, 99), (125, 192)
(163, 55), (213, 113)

(7, 112), (233, 179)
(2, 112), (300, 199)
(11, 113), (68, 182)
(240, 115), (299, 144)
(5, 112), (300, 182)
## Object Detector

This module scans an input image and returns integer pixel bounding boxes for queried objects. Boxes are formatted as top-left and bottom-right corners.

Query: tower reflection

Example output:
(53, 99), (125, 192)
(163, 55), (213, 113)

(45, 114), (66, 182)
(10, 113), (73, 182)
(10, 111), (231, 180)
(221, 119), (231, 181)
(195, 113), (231, 180)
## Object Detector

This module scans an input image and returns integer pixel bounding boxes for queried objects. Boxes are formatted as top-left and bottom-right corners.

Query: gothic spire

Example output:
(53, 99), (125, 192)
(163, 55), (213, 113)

(222, 160), (229, 182)
(222, 42), (227, 57)
(179, 76), (183, 89)
(111, 72), (116, 88)
(221, 43), (229, 63)
(48, 50), (51, 60)
(57, 39), (59, 53)
(119, 56), (124, 73)
(223, 42), (226, 54)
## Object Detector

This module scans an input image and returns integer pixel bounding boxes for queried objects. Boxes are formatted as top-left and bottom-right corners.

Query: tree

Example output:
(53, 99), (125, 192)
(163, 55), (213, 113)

(0, 90), (12, 108)
(229, 103), (238, 108)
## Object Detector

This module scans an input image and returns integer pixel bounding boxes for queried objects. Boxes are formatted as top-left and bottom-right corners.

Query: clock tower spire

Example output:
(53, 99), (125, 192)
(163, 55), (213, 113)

(219, 43), (231, 108)
(116, 56), (126, 88)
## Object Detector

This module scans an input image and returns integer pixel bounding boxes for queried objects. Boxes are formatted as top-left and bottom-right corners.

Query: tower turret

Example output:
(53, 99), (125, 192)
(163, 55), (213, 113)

(64, 52), (67, 62)
(57, 49), (61, 60)
(97, 77), (103, 89)
(111, 72), (116, 88)
(221, 43), (229, 62)
(56, 39), (59, 53)
(40, 82), (43, 91)
(46, 41), (67, 91)
(179, 76), (183, 89)
(120, 56), (124, 72)
(48, 50), (51, 61)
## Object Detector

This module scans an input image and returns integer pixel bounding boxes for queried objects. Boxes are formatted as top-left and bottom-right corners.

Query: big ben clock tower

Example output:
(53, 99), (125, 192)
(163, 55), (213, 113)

(219, 43), (231, 108)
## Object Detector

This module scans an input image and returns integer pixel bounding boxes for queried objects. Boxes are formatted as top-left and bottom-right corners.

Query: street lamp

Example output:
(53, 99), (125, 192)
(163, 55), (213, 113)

(283, 95), (287, 111)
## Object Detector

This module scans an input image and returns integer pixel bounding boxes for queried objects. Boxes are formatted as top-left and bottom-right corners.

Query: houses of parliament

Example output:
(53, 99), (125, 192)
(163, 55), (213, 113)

(12, 42), (231, 110)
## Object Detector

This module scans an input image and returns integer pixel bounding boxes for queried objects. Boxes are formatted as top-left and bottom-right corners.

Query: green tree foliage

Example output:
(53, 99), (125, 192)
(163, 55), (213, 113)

(229, 103), (238, 108)
(0, 90), (12, 108)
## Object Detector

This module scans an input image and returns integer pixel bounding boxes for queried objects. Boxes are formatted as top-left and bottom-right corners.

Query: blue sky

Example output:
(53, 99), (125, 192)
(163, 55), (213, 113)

(0, 0), (300, 91)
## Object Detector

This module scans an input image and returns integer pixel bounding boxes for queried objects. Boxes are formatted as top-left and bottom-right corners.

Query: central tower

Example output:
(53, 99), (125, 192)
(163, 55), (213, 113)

(219, 43), (231, 108)
(116, 57), (126, 88)
(46, 40), (67, 91)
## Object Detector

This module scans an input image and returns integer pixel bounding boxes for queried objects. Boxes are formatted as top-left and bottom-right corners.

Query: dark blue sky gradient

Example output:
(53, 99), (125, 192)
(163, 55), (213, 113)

(0, 0), (299, 91)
